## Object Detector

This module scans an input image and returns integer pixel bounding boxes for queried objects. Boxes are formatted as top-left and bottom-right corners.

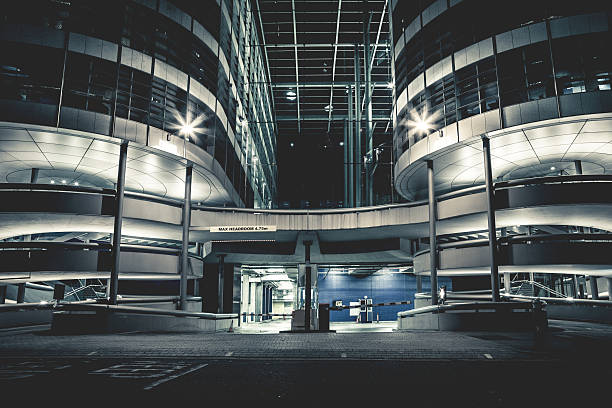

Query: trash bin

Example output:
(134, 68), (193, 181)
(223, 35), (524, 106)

(319, 303), (330, 331)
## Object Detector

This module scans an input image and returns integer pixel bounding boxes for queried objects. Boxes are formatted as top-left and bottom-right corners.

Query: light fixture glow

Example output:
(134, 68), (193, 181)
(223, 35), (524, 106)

(550, 166), (556, 171)
(387, 82), (394, 89)
(61, 180), (66, 184)
(290, 142), (295, 147)
(339, 141), (344, 146)
(74, 182), (79, 186)
(50, 180), (55, 184)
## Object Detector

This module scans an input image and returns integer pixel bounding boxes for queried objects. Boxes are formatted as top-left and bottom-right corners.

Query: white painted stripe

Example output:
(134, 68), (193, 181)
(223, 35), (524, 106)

(484, 353), (493, 359)
(144, 363), (208, 391)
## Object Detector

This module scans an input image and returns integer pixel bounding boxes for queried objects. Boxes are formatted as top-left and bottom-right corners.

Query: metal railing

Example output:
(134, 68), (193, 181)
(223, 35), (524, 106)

(511, 280), (566, 298)
(397, 301), (540, 318)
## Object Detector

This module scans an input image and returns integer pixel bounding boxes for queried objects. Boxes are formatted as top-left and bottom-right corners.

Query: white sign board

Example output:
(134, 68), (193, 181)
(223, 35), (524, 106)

(210, 225), (277, 232)
(349, 301), (360, 316)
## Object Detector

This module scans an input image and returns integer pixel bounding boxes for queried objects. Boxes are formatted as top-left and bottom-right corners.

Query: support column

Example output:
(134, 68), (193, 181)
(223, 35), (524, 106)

(343, 120), (349, 207)
(30, 168), (39, 184)
(363, 9), (373, 206)
(304, 240), (312, 332)
(268, 286), (273, 319)
(180, 165), (193, 310)
(17, 283), (26, 303)
(0, 285), (6, 304)
(608, 278), (612, 301)
(217, 254), (226, 313)
(574, 160), (583, 175)
(347, 85), (354, 207)
(108, 141), (128, 305)
(573, 275), (581, 298)
(354, 44), (362, 207)
(482, 137), (501, 302)
(589, 276), (599, 300)
(427, 160), (438, 305)
(575, 160), (599, 298)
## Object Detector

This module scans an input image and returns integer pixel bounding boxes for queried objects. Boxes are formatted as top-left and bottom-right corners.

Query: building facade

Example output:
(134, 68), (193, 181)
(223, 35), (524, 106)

(392, 0), (612, 199)
(0, 0), (277, 208)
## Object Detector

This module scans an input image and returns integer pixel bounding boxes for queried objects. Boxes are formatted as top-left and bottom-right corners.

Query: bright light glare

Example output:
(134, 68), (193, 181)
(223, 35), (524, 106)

(61, 180), (66, 184)
(172, 110), (207, 139)
(387, 82), (394, 89)
(50, 180), (55, 184)
(402, 106), (439, 133)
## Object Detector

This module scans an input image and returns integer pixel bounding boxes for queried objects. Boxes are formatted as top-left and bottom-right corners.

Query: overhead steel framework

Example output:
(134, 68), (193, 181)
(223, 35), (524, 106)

(253, 0), (393, 207)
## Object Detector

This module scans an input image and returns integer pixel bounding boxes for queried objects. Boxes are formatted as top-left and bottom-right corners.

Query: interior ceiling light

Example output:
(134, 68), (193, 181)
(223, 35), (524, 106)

(286, 90), (297, 101)
(550, 166), (556, 171)
(324, 105), (333, 112)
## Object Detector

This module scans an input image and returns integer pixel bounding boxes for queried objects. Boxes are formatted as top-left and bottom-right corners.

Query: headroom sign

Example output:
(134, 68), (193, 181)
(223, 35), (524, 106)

(210, 225), (277, 232)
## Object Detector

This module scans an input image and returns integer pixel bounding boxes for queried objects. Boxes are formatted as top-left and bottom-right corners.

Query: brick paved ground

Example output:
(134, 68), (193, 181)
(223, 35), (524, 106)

(0, 320), (610, 405)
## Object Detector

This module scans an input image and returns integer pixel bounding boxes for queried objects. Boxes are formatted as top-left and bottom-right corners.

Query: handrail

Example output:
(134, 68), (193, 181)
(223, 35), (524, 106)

(413, 233), (612, 257)
(57, 303), (237, 320)
(0, 182), (115, 196)
(502, 293), (612, 307)
(512, 280), (566, 298)
(499, 233), (612, 244)
(495, 174), (612, 189)
(0, 241), (206, 259)
(0, 174), (609, 217)
(0, 296), (203, 311)
(397, 301), (539, 318)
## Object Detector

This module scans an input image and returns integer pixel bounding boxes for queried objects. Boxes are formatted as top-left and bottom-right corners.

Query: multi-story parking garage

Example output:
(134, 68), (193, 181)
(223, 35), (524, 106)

(0, 0), (611, 334)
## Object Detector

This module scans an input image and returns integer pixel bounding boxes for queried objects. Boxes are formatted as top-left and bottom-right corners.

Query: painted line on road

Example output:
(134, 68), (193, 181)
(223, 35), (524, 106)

(484, 353), (493, 359)
(144, 363), (209, 391)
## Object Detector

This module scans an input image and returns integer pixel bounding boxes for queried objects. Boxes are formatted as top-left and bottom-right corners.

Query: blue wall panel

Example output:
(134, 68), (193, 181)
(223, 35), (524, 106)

(317, 270), (452, 322)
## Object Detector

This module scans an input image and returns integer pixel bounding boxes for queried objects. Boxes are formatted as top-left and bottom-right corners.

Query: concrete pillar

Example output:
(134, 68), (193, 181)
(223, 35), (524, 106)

(108, 141), (128, 304)
(0, 285), (6, 304)
(427, 160), (438, 305)
(589, 276), (599, 300)
(608, 278), (612, 301)
(180, 165), (193, 310)
(482, 136), (501, 302)
(17, 283), (26, 303)
(217, 254), (226, 313)
(504, 273), (512, 294)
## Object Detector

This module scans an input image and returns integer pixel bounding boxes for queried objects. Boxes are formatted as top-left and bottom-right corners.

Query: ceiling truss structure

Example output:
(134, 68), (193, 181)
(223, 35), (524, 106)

(253, 0), (393, 148)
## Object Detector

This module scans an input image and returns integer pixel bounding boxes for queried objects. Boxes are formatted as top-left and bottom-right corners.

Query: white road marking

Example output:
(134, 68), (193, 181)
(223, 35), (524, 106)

(225, 352), (234, 357)
(484, 353), (493, 359)
(87, 351), (97, 356)
(143, 364), (209, 391)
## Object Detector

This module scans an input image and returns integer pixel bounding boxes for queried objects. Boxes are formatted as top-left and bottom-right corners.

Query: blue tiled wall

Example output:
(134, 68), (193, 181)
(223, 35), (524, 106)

(317, 270), (452, 322)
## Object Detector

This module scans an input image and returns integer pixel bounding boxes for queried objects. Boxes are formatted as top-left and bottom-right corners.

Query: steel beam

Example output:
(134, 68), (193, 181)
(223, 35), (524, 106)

(427, 160), (438, 305)
(304, 240), (312, 332)
(290, 0), (301, 133)
(354, 44), (362, 207)
(327, 0), (343, 133)
(108, 141), (128, 305)
(180, 165), (192, 310)
(482, 137), (501, 302)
